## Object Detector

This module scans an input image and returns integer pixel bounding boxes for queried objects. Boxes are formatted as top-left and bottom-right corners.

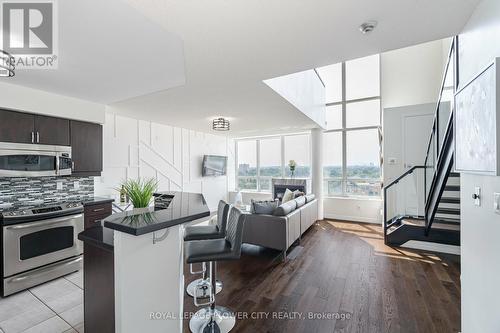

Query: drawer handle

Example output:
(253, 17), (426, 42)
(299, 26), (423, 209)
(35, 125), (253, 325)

(93, 208), (105, 212)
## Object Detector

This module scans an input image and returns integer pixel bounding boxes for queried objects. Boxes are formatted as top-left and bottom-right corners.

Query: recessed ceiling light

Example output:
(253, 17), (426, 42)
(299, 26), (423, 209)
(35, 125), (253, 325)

(359, 21), (377, 34)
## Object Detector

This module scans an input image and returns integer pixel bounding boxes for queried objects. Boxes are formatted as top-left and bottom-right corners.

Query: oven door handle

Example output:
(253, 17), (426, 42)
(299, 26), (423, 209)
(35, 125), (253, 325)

(55, 154), (60, 175)
(9, 256), (83, 283)
(5, 214), (83, 230)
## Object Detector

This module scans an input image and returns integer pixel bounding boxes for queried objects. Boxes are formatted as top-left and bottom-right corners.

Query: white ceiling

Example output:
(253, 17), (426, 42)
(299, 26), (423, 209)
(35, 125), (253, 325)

(8, 0), (186, 103)
(8, 0), (480, 136)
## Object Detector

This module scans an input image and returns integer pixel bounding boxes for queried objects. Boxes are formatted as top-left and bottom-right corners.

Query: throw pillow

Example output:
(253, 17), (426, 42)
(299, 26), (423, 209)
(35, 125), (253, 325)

(251, 199), (279, 215)
(293, 190), (305, 198)
(282, 188), (294, 203)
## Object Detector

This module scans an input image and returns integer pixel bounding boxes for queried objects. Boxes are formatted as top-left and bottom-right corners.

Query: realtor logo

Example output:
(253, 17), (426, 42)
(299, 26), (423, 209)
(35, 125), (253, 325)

(0, 0), (58, 69)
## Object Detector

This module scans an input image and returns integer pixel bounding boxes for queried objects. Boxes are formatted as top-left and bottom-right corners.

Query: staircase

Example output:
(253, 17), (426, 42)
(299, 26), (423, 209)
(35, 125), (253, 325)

(435, 173), (461, 224)
(383, 37), (461, 248)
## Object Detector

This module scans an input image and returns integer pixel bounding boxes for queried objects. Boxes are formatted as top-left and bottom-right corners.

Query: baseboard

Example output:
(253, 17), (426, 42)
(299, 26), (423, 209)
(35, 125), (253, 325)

(323, 213), (381, 224)
(401, 240), (460, 255)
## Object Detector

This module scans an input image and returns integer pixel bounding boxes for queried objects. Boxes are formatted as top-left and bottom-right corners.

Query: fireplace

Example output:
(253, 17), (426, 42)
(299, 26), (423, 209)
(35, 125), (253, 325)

(272, 178), (308, 201)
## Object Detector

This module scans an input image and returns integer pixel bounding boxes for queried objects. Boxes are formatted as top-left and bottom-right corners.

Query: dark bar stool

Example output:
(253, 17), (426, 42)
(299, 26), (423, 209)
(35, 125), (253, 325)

(184, 200), (230, 298)
(185, 207), (247, 333)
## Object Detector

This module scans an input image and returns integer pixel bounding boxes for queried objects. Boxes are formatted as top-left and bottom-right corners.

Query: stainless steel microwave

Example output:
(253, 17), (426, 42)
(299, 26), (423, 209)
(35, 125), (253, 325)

(0, 142), (72, 177)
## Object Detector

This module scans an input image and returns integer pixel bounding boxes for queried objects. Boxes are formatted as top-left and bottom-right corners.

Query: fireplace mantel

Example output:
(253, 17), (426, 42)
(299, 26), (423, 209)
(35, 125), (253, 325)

(271, 178), (309, 200)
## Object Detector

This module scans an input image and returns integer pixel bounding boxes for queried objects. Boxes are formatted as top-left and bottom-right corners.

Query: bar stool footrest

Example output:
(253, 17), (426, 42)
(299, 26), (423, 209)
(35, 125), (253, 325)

(189, 306), (235, 333)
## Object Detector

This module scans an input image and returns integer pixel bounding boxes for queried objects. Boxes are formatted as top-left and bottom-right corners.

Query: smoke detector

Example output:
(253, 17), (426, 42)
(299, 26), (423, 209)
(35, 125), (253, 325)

(359, 21), (377, 34)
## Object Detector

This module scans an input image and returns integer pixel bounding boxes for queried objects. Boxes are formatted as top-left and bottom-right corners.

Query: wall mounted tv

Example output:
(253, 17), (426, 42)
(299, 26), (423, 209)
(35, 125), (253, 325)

(202, 155), (227, 176)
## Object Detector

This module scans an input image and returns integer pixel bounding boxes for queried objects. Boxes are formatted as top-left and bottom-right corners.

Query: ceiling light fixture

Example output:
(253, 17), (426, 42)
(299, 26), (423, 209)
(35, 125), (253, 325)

(0, 50), (15, 77)
(359, 21), (377, 34)
(212, 117), (230, 131)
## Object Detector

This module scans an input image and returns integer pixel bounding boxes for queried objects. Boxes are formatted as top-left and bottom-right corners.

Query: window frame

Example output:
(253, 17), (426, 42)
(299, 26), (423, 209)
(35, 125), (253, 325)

(235, 133), (311, 192)
(321, 56), (382, 198)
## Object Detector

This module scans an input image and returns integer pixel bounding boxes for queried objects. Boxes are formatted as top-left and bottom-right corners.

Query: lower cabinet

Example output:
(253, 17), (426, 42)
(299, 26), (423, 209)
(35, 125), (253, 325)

(84, 202), (112, 229)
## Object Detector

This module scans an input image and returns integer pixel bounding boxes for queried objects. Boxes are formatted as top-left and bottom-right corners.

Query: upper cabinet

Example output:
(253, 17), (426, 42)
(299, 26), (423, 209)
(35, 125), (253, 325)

(34, 115), (70, 146)
(0, 110), (36, 144)
(0, 109), (103, 176)
(0, 109), (70, 146)
(70, 120), (103, 176)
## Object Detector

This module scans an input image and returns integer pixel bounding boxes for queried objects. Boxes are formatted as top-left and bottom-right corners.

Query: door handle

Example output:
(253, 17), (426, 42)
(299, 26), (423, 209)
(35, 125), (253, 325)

(36, 132), (40, 143)
(31, 132), (34, 143)
(10, 256), (83, 283)
(6, 214), (83, 230)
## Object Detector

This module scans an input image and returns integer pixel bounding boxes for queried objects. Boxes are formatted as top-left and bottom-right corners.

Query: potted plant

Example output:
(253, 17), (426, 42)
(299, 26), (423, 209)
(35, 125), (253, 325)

(288, 160), (297, 178)
(117, 178), (158, 213)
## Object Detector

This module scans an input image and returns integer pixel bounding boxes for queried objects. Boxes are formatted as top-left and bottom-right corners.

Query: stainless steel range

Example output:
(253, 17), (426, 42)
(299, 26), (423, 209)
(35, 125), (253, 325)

(1, 202), (84, 296)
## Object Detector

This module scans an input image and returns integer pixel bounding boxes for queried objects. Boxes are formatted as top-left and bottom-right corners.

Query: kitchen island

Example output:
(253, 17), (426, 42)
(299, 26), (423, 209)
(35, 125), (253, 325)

(78, 191), (210, 333)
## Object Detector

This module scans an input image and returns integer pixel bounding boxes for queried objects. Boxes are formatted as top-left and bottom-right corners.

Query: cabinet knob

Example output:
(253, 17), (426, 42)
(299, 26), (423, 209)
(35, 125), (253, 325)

(472, 194), (480, 200)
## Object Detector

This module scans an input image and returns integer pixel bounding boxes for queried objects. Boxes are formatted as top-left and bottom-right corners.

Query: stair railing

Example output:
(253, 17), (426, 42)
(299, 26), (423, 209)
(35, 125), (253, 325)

(383, 166), (425, 243)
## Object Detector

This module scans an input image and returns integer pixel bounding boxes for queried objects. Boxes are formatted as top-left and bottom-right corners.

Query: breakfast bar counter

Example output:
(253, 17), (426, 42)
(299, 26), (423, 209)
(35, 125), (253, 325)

(78, 191), (210, 333)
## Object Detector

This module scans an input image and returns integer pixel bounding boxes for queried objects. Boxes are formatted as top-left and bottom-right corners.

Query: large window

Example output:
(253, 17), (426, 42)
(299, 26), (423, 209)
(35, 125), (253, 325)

(236, 134), (311, 192)
(317, 54), (382, 197)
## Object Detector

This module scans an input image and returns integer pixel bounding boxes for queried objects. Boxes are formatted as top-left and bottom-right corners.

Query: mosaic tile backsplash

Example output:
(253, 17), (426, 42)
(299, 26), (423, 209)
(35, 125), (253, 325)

(0, 176), (95, 211)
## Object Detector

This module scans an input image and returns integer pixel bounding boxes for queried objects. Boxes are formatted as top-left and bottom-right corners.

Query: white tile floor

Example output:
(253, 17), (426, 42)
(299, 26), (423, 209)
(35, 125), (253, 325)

(0, 270), (84, 333)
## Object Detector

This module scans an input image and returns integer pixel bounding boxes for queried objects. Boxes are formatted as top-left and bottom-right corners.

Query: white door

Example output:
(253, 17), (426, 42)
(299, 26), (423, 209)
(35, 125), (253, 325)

(403, 114), (434, 216)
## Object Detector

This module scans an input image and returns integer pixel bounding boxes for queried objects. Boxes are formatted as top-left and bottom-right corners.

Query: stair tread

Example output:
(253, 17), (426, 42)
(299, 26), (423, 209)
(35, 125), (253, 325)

(444, 185), (460, 191)
(401, 219), (460, 231)
(436, 207), (461, 215)
(434, 218), (460, 224)
(449, 172), (460, 177)
(440, 197), (460, 204)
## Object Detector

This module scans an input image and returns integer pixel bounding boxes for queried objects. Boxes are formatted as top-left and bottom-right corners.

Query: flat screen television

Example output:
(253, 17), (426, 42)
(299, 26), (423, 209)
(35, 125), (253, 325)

(202, 155), (227, 176)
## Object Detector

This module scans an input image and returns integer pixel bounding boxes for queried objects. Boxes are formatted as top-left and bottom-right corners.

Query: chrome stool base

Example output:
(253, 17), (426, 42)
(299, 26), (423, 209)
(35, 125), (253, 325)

(187, 279), (223, 298)
(189, 306), (235, 333)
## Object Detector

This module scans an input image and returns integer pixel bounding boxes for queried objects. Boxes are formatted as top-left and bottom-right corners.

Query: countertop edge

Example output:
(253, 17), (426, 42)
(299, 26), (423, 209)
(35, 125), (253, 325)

(83, 198), (115, 206)
(103, 210), (210, 236)
(78, 227), (114, 252)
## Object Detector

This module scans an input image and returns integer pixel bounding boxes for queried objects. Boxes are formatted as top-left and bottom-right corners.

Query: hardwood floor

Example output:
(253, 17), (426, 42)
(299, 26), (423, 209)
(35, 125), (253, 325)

(183, 220), (461, 333)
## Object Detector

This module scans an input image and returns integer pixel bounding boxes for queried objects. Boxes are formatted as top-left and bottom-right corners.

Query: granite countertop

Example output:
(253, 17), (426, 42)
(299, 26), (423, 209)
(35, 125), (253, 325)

(78, 224), (115, 251)
(102, 191), (210, 236)
(82, 196), (115, 206)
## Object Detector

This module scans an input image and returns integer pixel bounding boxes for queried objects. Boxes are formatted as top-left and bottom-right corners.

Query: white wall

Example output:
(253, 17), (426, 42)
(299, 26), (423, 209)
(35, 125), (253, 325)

(458, 0), (500, 332)
(264, 70), (326, 129)
(383, 103), (435, 184)
(324, 197), (382, 223)
(381, 39), (448, 109)
(0, 81), (105, 123)
(94, 111), (229, 211)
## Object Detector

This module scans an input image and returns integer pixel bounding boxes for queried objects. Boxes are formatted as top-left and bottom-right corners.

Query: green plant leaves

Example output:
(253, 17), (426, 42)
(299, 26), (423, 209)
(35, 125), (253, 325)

(117, 178), (159, 208)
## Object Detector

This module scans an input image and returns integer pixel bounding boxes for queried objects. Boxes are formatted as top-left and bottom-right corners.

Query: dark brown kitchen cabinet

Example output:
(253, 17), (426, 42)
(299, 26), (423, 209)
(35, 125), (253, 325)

(70, 120), (103, 176)
(34, 115), (70, 146)
(0, 109), (70, 146)
(84, 202), (112, 229)
(0, 109), (35, 144)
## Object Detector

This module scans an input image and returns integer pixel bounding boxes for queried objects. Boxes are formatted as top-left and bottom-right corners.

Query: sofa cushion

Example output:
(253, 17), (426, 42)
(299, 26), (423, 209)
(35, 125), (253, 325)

(294, 195), (306, 208)
(273, 200), (297, 216)
(305, 194), (316, 203)
(282, 188), (295, 203)
(293, 190), (305, 198)
(251, 199), (279, 215)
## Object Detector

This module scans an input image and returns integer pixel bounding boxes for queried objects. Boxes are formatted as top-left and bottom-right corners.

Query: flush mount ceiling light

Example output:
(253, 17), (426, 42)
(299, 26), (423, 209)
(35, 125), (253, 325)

(0, 50), (15, 77)
(212, 117), (230, 131)
(359, 21), (377, 34)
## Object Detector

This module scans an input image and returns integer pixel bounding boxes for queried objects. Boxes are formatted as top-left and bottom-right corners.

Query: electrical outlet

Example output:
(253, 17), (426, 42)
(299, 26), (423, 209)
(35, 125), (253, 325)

(387, 157), (397, 165)
(56, 181), (63, 190)
(494, 193), (500, 214)
(74, 181), (80, 190)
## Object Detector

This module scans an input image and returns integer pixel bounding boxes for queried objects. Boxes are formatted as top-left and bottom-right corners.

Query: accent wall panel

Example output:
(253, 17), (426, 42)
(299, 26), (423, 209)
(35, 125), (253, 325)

(95, 112), (229, 211)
